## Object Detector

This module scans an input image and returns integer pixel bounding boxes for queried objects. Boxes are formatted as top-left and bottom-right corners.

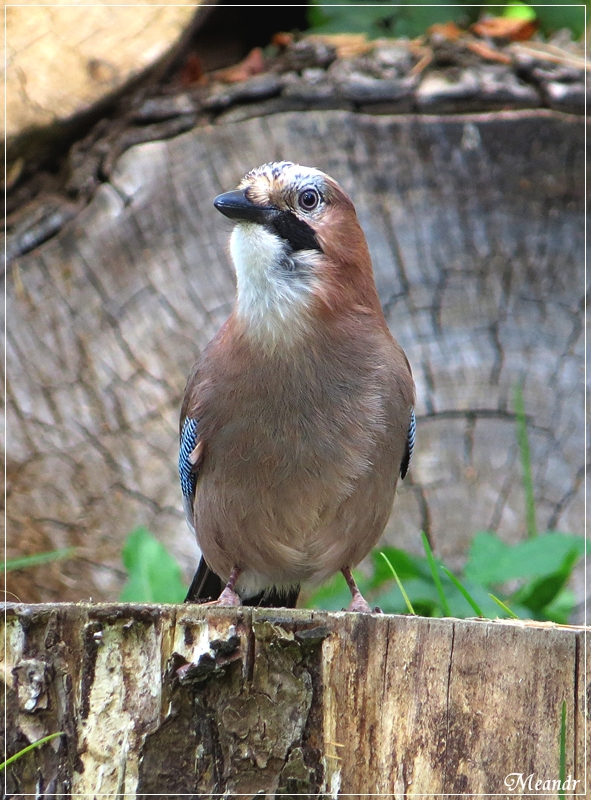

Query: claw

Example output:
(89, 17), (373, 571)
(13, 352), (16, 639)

(342, 566), (373, 613)
(346, 593), (372, 613)
(215, 566), (242, 607)
(216, 586), (242, 607)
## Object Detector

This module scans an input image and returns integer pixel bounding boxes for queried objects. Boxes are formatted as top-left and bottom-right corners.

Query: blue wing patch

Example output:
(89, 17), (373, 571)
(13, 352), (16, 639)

(400, 408), (416, 480)
(179, 417), (199, 502)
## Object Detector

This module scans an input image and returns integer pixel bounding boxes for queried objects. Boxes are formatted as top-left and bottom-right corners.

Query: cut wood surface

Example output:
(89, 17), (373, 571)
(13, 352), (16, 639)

(2, 604), (587, 797)
(5, 1), (202, 162)
(4, 109), (585, 603)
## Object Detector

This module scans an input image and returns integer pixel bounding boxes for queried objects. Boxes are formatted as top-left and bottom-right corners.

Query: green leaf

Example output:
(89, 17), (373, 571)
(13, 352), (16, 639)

(428, 574), (503, 619)
(465, 531), (587, 586)
(422, 532), (452, 616)
(379, 551), (416, 614)
(440, 566), (484, 616)
(307, 3), (331, 30)
(373, 577), (440, 616)
(308, 0), (585, 43)
(503, 1), (537, 21)
(513, 572), (567, 612)
(512, 549), (580, 612)
(463, 531), (508, 585)
(305, 572), (352, 611)
(368, 545), (426, 588)
(454, 582), (510, 619)
(119, 527), (186, 604)
(308, 1), (397, 36)
(541, 587), (576, 625)
(2, 547), (77, 572)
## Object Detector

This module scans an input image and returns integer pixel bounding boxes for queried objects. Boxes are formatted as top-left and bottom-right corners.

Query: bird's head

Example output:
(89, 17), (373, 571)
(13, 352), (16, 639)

(214, 161), (381, 344)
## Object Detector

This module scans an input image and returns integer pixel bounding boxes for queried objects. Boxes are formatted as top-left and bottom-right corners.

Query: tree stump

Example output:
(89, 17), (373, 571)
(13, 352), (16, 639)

(2, 604), (587, 797)
(4, 109), (585, 602)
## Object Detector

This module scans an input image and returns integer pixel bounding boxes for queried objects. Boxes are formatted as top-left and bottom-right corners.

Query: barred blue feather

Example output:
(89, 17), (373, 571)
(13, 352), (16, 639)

(400, 408), (416, 480)
(179, 417), (199, 501)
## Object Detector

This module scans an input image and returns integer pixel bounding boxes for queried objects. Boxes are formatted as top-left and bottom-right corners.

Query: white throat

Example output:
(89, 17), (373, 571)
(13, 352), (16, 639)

(229, 223), (317, 345)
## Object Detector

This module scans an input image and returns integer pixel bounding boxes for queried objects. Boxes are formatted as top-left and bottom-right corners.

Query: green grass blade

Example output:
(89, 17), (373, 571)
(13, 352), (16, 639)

(489, 593), (520, 619)
(559, 700), (566, 798)
(514, 383), (537, 539)
(440, 566), (484, 617)
(379, 551), (416, 615)
(0, 732), (63, 770)
(2, 548), (77, 572)
(421, 532), (451, 616)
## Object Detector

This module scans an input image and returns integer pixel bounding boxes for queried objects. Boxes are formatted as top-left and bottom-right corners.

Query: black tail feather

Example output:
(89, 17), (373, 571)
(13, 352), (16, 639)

(185, 556), (300, 608)
(185, 556), (223, 602)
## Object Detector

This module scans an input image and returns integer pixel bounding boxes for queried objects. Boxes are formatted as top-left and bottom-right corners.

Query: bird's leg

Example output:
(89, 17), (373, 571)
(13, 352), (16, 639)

(342, 566), (372, 613)
(216, 566), (242, 607)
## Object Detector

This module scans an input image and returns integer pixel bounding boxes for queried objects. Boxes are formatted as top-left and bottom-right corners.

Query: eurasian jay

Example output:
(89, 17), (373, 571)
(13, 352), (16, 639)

(179, 161), (415, 612)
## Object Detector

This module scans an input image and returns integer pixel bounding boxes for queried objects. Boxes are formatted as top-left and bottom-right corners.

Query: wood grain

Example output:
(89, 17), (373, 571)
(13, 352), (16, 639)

(4, 109), (585, 603)
(5, 2), (201, 162)
(2, 604), (587, 796)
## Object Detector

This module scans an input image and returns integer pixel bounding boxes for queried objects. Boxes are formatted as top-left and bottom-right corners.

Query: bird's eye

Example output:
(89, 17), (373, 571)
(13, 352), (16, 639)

(298, 188), (320, 211)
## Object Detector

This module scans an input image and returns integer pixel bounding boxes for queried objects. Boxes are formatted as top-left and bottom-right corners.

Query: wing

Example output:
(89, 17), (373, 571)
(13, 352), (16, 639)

(399, 407), (416, 480)
(179, 416), (201, 534)
(179, 415), (300, 607)
(179, 415), (222, 601)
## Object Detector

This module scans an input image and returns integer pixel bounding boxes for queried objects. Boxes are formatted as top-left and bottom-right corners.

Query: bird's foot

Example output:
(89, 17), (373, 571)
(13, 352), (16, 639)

(341, 566), (373, 613)
(345, 594), (383, 613)
(215, 566), (242, 606)
(346, 592), (372, 613)
(216, 586), (242, 606)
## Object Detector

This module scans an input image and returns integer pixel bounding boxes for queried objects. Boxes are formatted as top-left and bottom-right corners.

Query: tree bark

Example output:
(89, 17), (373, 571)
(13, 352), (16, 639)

(2, 604), (587, 797)
(4, 109), (585, 603)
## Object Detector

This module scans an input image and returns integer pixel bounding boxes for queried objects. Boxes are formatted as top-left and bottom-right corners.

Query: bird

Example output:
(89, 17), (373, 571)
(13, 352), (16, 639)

(179, 161), (416, 612)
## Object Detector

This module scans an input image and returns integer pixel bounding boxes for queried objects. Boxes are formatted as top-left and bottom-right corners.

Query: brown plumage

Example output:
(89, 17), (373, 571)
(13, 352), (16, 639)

(180, 162), (415, 611)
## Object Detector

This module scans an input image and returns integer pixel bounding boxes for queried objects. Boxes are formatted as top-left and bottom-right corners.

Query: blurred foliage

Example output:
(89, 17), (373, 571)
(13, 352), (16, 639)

(308, 0), (476, 38)
(306, 531), (587, 622)
(308, 0), (587, 40)
(119, 524), (585, 620)
(529, 1), (586, 38)
(2, 547), (77, 572)
(503, 0), (537, 21)
(120, 526), (186, 603)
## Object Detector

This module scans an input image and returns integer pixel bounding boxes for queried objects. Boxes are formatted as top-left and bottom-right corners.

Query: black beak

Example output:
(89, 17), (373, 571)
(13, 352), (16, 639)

(213, 190), (277, 225)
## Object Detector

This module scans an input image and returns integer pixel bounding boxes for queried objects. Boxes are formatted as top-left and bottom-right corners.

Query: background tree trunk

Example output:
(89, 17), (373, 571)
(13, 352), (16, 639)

(4, 109), (585, 603)
(2, 605), (587, 797)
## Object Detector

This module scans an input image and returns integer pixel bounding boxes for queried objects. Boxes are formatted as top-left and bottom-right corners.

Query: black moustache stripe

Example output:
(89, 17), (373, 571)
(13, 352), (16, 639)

(271, 211), (322, 253)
